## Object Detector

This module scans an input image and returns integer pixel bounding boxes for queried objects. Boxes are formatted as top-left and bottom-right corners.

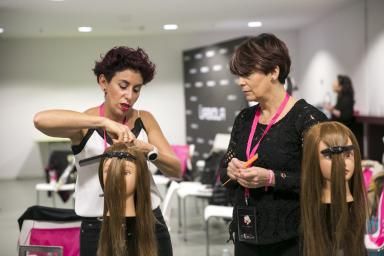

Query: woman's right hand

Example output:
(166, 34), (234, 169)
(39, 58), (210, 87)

(103, 118), (136, 143)
(227, 158), (244, 182)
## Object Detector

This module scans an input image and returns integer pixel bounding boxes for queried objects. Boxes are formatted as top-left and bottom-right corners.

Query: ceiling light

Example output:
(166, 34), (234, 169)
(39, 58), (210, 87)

(0, 28), (4, 33)
(78, 26), (92, 33)
(248, 21), (262, 28)
(50, 0), (65, 2)
(163, 24), (178, 30)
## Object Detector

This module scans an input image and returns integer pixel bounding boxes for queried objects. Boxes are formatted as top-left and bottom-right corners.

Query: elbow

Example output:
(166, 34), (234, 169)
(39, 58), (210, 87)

(33, 112), (43, 130)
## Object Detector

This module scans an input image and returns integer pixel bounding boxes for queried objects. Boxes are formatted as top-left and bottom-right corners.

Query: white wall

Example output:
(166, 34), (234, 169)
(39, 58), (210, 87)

(297, 0), (384, 116)
(0, 30), (298, 179)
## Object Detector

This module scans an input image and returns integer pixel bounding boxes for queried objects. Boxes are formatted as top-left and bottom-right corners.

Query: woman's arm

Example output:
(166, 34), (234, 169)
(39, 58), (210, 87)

(34, 109), (136, 144)
(139, 111), (181, 178)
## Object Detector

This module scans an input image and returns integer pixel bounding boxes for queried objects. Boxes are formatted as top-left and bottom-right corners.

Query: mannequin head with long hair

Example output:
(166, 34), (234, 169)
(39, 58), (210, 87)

(97, 142), (157, 256)
(301, 121), (367, 256)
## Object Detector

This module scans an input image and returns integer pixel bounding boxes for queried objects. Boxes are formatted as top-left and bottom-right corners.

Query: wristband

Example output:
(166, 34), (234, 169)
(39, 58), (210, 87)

(265, 169), (274, 191)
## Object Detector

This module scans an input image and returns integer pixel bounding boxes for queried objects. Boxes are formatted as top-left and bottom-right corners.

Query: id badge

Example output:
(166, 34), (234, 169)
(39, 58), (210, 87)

(237, 206), (257, 243)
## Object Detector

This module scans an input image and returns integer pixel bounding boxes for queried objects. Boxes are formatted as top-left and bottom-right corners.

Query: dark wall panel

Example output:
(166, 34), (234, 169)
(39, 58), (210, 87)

(183, 37), (248, 161)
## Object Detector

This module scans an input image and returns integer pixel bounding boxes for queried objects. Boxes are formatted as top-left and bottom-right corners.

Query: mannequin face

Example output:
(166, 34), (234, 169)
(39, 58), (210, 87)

(103, 158), (137, 197)
(318, 138), (355, 182)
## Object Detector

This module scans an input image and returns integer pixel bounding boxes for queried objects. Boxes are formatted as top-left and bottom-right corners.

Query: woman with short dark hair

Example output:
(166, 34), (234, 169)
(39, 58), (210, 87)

(221, 33), (327, 255)
(34, 46), (179, 256)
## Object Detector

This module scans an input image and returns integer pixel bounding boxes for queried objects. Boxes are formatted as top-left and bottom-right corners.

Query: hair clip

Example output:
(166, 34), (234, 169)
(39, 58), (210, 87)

(79, 151), (136, 167)
(104, 151), (136, 160)
(320, 145), (354, 156)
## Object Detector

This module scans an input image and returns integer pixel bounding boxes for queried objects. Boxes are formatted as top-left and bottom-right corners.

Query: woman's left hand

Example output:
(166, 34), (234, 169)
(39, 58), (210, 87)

(132, 139), (155, 155)
(236, 166), (270, 189)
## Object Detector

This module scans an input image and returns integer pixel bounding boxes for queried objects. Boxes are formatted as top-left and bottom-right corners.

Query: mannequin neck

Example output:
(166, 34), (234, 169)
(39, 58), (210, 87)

(321, 181), (354, 203)
(124, 194), (136, 216)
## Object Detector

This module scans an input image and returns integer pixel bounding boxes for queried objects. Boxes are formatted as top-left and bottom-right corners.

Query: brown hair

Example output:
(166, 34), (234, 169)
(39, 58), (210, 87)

(97, 143), (157, 256)
(229, 33), (291, 84)
(301, 121), (367, 256)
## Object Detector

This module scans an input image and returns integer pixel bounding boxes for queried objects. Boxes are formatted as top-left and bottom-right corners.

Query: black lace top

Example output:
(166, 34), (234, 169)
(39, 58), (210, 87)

(220, 99), (327, 244)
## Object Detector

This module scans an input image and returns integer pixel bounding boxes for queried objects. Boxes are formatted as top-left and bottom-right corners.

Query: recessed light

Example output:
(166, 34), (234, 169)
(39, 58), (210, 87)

(248, 21), (262, 28)
(163, 24), (178, 30)
(78, 26), (92, 33)
(50, 0), (65, 2)
(0, 28), (4, 33)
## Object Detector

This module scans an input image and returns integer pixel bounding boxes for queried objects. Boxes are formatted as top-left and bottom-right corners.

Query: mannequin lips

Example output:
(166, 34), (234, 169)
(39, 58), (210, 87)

(120, 103), (131, 112)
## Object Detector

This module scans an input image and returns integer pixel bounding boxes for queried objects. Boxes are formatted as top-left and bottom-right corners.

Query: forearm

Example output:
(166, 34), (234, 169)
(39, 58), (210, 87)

(152, 152), (181, 178)
(34, 109), (106, 138)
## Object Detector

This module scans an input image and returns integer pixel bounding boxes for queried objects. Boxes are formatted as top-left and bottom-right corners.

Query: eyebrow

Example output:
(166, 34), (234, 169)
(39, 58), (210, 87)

(119, 79), (143, 87)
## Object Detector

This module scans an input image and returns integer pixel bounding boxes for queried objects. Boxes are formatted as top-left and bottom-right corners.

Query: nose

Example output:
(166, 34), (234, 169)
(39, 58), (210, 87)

(237, 77), (246, 87)
(124, 88), (133, 101)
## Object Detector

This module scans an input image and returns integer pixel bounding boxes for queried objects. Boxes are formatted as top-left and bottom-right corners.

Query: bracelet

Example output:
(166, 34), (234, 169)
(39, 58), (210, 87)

(265, 169), (274, 191)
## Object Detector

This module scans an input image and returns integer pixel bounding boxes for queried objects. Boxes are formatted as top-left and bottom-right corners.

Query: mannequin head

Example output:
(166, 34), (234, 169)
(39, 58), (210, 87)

(97, 143), (157, 256)
(301, 121), (367, 256)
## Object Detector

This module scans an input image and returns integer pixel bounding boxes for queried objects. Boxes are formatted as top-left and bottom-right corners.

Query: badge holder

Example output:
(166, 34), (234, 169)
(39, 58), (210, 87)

(237, 205), (258, 244)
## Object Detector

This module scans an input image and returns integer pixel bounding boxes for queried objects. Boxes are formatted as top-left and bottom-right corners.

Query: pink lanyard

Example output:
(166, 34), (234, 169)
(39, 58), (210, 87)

(244, 92), (290, 204)
(99, 103), (127, 151)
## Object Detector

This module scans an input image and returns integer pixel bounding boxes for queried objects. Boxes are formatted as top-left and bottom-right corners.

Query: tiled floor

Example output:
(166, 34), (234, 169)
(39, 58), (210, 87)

(0, 179), (234, 256)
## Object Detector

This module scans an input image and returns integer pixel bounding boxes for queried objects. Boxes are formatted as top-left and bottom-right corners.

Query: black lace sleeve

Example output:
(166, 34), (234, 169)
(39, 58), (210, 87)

(273, 103), (328, 193)
(295, 103), (328, 139)
(219, 109), (245, 188)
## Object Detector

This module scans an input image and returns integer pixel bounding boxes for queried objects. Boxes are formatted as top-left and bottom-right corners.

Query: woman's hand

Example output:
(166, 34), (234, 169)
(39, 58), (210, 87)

(324, 103), (333, 111)
(236, 166), (270, 189)
(227, 158), (270, 188)
(103, 118), (136, 143)
(227, 158), (244, 182)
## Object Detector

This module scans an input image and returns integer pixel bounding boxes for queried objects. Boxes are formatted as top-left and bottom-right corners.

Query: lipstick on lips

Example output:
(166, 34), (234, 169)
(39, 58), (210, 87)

(120, 103), (131, 112)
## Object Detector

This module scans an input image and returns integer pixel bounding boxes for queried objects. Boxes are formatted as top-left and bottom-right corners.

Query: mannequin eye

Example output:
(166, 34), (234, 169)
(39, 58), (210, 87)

(322, 152), (332, 159)
(344, 151), (354, 158)
(124, 170), (132, 176)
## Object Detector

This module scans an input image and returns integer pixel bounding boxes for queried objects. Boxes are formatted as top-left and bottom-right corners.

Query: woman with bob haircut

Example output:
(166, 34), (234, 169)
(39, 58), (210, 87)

(301, 121), (367, 256)
(34, 46), (179, 255)
(220, 33), (327, 255)
(97, 142), (157, 256)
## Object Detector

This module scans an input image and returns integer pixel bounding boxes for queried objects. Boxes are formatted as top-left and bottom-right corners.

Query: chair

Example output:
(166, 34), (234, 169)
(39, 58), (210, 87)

(171, 144), (195, 181)
(18, 205), (82, 256)
(36, 152), (76, 207)
(204, 205), (233, 256)
(365, 188), (384, 252)
(160, 181), (180, 231)
(19, 245), (63, 256)
(196, 133), (230, 177)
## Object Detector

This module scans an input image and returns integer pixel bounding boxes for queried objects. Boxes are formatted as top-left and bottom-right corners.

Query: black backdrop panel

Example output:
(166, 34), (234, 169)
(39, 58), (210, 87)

(183, 37), (249, 162)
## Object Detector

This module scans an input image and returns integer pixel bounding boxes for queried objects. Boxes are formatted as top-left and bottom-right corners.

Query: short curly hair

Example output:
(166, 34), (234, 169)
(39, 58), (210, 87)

(93, 46), (156, 85)
(230, 33), (291, 84)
